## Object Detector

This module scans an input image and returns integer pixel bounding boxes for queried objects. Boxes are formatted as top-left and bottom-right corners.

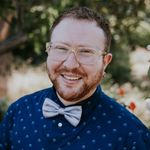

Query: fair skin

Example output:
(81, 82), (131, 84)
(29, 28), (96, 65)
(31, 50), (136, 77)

(46, 18), (112, 105)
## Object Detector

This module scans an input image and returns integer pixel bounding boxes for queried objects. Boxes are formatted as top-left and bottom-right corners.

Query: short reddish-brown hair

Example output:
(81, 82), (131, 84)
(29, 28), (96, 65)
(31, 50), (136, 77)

(50, 7), (111, 52)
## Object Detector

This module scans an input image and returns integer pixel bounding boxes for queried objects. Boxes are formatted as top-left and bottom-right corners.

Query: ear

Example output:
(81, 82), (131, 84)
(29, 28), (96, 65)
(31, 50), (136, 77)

(103, 53), (112, 69)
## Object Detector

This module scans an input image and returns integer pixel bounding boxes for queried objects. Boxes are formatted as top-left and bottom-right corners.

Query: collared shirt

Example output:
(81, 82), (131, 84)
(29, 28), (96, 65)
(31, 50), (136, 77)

(0, 86), (150, 150)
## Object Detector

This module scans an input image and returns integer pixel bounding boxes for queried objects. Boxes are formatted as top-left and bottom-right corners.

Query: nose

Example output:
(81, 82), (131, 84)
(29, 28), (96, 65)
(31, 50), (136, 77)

(63, 52), (80, 69)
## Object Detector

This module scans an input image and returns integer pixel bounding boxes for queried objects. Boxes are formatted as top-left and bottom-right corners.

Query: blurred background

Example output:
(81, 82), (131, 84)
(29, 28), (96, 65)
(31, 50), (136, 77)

(0, 0), (150, 128)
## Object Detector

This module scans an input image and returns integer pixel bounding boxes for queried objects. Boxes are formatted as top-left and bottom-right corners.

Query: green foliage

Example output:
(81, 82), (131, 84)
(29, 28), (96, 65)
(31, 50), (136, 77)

(0, 0), (150, 83)
(94, 0), (150, 83)
(107, 43), (132, 84)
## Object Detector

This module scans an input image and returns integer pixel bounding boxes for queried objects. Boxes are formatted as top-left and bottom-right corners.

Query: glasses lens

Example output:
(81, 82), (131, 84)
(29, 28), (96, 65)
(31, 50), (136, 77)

(47, 43), (103, 65)
(77, 48), (99, 64)
(49, 45), (68, 61)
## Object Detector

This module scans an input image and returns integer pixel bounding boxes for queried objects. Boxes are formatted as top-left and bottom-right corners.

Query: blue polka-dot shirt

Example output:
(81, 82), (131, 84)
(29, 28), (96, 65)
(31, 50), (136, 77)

(0, 86), (150, 150)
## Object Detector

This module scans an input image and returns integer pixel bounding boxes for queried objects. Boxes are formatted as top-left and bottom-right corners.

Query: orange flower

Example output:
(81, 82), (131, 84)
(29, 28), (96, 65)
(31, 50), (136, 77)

(117, 87), (125, 97)
(128, 102), (136, 112)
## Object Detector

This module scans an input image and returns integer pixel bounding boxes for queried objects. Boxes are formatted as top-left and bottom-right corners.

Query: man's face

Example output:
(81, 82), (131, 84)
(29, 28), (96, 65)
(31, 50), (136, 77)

(46, 18), (112, 102)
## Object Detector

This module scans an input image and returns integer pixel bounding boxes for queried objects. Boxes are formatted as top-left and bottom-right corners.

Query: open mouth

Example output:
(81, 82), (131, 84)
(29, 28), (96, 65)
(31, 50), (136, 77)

(61, 74), (82, 81)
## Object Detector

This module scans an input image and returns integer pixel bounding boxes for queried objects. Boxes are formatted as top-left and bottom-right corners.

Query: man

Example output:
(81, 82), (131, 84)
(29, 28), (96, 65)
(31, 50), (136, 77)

(0, 7), (150, 150)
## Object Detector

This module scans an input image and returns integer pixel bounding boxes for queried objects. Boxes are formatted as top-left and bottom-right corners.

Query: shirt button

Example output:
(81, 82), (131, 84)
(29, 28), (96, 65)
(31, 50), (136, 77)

(58, 122), (63, 127)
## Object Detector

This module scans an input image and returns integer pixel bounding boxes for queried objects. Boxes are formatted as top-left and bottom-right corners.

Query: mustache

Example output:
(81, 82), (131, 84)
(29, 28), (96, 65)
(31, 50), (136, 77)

(56, 66), (86, 76)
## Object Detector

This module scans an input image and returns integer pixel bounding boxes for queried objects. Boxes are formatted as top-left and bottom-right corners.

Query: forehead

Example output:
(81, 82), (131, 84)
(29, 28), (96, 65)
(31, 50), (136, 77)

(51, 18), (106, 49)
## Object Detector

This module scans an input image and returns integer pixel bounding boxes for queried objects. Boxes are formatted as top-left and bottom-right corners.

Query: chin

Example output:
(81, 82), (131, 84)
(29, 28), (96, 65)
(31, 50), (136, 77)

(57, 88), (84, 102)
(57, 83), (96, 102)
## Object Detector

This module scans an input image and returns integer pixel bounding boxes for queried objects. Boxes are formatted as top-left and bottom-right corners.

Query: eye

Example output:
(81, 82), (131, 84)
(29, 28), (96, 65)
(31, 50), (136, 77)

(79, 48), (95, 55)
(55, 46), (69, 52)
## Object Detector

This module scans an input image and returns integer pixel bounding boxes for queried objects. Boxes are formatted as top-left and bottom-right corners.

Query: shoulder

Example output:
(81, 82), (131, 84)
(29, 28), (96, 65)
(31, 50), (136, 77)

(13, 87), (51, 104)
(101, 91), (146, 127)
(100, 91), (150, 144)
(5, 87), (53, 117)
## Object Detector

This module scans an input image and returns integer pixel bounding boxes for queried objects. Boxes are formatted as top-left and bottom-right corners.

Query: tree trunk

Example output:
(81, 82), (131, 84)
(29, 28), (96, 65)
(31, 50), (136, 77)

(0, 14), (13, 100)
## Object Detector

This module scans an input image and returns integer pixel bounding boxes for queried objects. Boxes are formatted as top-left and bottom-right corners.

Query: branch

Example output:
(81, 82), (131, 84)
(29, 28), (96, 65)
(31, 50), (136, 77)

(0, 32), (27, 55)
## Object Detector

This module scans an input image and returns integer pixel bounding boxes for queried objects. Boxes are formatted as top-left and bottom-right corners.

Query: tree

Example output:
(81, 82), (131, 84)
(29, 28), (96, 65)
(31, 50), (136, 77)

(0, 0), (149, 82)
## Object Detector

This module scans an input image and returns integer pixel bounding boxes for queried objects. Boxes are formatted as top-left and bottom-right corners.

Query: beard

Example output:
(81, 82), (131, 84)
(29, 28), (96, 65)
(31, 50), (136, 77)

(47, 64), (103, 102)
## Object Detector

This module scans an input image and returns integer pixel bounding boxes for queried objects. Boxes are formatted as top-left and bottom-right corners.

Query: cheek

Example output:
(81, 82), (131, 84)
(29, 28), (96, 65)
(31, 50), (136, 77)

(83, 62), (104, 77)
(46, 58), (52, 71)
(85, 66), (104, 85)
(47, 56), (59, 71)
(46, 57), (57, 77)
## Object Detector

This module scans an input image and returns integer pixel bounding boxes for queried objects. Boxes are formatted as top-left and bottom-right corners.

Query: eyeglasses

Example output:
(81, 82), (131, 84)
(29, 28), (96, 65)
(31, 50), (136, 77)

(45, 42), (107, 65)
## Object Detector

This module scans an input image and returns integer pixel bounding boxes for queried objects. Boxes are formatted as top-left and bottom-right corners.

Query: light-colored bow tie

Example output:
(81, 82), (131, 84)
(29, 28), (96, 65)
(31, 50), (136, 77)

(42, 98), (82, 127)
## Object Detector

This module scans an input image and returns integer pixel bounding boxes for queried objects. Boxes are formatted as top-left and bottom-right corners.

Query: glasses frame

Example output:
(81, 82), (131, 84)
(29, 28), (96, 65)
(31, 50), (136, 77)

(45, 42), (108, 64)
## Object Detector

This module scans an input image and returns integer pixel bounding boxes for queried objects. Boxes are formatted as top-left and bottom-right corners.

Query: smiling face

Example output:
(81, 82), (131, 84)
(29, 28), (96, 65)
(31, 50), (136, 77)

(46, 18), (112, 102)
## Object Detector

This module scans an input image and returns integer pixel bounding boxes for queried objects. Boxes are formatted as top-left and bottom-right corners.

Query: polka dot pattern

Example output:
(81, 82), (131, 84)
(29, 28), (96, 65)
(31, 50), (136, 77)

(0, 86), (150, 150)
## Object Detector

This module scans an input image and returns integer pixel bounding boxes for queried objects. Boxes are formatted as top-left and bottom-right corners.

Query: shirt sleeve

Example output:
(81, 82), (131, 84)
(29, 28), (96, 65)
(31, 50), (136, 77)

(0, 104), (15, 150)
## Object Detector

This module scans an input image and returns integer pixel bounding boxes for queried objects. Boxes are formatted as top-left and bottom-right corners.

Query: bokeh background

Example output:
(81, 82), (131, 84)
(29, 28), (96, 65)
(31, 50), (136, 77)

(0, 0), (150, 128)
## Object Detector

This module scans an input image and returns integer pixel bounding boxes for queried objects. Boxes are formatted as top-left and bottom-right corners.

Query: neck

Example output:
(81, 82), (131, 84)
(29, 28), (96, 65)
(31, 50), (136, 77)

(56, 87), (97, 106)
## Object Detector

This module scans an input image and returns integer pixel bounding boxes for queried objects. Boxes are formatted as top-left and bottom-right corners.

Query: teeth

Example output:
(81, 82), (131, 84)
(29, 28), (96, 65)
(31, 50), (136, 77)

(63, 75), (81, 80)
